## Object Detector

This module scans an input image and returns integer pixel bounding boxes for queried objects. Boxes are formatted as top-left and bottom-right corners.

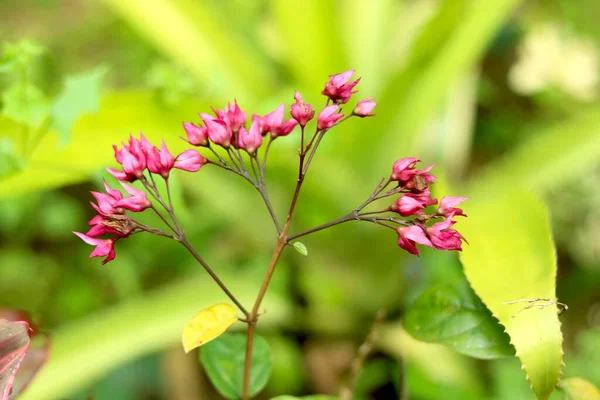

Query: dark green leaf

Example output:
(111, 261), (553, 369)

(1, 83), (50, 128)
(50, 67), (107, 146)
(200, 332), (271, 400)
(292, 242), (308, 256)
(404, 280), (514, 359)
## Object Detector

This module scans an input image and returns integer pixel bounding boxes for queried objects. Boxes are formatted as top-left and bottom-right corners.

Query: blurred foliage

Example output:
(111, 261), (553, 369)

(0, 0), (600, 399)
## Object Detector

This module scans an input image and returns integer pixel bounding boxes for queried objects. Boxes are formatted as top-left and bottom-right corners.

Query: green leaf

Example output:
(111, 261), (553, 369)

(558, 377), (600, 400)
(20, 274), (290, 400)
(270, 396), (339, 400)
(200, 332), (272, 400)
(292, 242), (308, 256)
(50, 67), (107, 147)
(0, 138), (24, 179)
(404, 280), (514, 359)
(1, 83), (50, 128)
(459, 191), (563, 400)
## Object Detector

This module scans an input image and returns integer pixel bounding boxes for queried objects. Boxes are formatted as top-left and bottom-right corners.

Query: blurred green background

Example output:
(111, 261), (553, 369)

(1, 0), (599, 399)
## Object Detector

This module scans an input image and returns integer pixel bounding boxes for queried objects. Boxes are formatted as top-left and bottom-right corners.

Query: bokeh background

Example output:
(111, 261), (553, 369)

(1, 0), (599, 399)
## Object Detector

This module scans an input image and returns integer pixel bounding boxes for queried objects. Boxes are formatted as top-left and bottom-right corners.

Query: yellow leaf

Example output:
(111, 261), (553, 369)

(182, 303), (238, 353)
(558, 377), (600, 400)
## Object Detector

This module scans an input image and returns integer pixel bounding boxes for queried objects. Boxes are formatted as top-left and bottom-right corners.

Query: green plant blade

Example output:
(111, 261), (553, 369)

(459, 191), (563, 400)
(200, 332), (272, 400)
(101, 0), (274, 101)
(404, 280), (514, 359)
(558, 377), (600, 400)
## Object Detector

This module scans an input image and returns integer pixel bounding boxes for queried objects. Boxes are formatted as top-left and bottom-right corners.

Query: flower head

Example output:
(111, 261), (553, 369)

(271, 119), (298, 138)
(174, 149), (207, 172)
(353, 97), (377, 117)
(397, 225), (433, 256)
(290, 91), (315, 127)
(322, 70), (361, 104)
(237, 121), (263, 154)
(391, 190), (437, 217)
(202, 117), (232, 148)
(115, 182), (152, 212)
(73, 233), (117, 264)
(148, 141), (175, 179)
(390, 158), (436, 191)
(183, 122), (209, 147)
(218, 100), (247, 133)
(437, 196), (468, 217)
(426, 215), (467, 251)
(317, 105), (344, 130)
(257, 105), (285, 135)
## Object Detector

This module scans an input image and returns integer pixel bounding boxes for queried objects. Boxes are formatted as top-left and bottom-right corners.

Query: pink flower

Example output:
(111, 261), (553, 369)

(73, 233), (117, 264)
(437, 196), (468, 217)
(148, 141), (175, 179)
(238, 121), (263, 154)
(391, 191), (437, 216)
(222, 101), (247, 133)
(90, 182), (123, 215)
(317, 105), (344, 130)
(271, 119), (298, 138)
(115, 183), (152, 212)
(109, 134), (152, 181)
(174, 149), (207, 172)
(322, 70), (361, 104)
(182, 122), (209, 146)
(397, 225), (433, 256)
(425, 215), (466, 251)
(390, 158), (436, 190)
(204, 118), (232, 148)
(290, 91), (315, 127)
(257, 105), (285, 135)
(353, 97), (377, 117)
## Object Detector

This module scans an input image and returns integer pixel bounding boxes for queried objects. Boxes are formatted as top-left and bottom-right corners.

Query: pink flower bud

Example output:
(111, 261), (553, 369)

(174, 149), (207, 172)
(322, 69), (361, 104)
(290, 91), (315, 127)
(258, 105), (285, 135)
(73, 232), (117, 264)
(119, 146), (146, 179)
(353, 97), (377, 117)
(238, 121), (263, 154)
(425, 215), (467, 251)
(396, 225), (433, 256)
(148, 141), (175, 179)
(317, 105), (344, 130)
(390, 158), (436, 190)
(271, 119), (298, 138)
(391, 190), (437, 217)
(224, 100), (247, 133)
(204, 118), (232, 148)
(115, 182), (152, 212)
(437, 196), (468, 217)
(183, 122), (209, 146)
(91, 189), (122, 216)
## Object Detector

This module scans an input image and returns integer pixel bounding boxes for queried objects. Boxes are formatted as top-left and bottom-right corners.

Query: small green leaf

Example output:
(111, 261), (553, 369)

(1, 83), (50, 128)
(50, 67), (107, 146)
(558, 378), (600, 400)
(404, 280), (514, 359)
(200, 332), (271, 399)
(0, 40), (45, 74)
(292, 242), (308, 256)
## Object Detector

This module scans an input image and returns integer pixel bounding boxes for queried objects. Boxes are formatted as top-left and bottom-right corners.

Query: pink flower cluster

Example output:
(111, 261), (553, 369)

(73, 181), (151, 264)
(389, 158), (468, 255)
